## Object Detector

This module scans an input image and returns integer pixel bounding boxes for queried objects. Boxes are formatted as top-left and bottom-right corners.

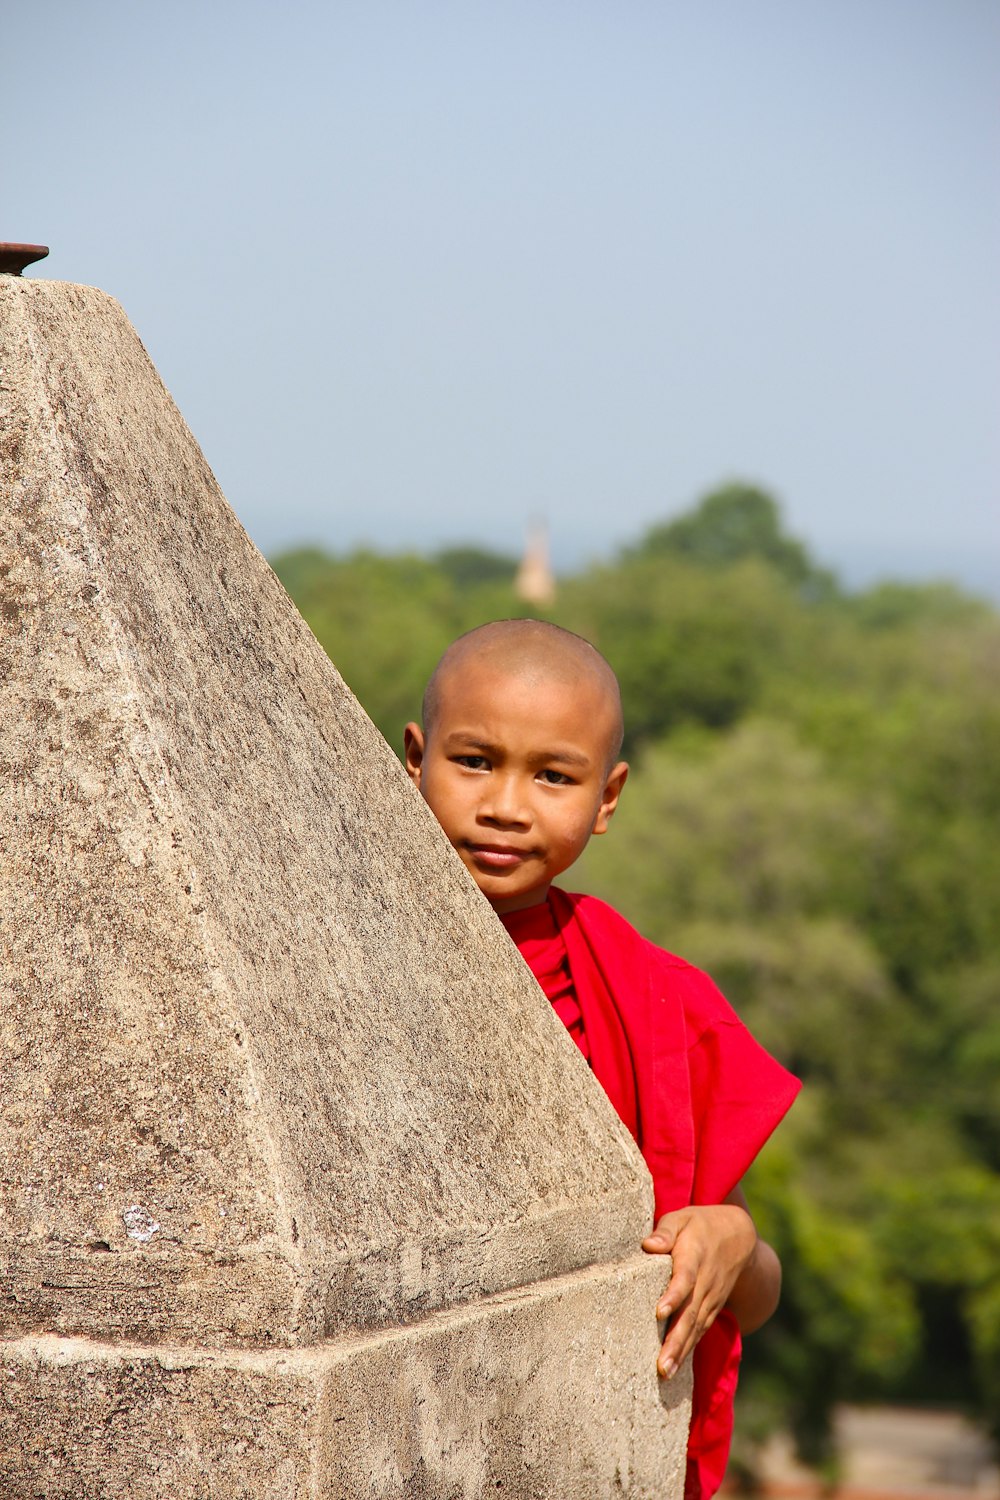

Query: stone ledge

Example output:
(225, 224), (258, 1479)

(0, 1254), (690, 1500)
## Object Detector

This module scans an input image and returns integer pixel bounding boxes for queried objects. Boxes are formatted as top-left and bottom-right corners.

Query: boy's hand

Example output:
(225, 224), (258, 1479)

(642, 1197), (758, 1380)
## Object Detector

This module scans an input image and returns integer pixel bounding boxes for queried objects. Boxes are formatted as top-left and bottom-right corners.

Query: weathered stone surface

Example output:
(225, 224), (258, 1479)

(0, 1258), (689, 1500)
(0, 276), (690, 1494)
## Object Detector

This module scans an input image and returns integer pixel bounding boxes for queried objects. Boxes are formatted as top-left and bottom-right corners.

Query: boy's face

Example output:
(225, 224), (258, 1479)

(404, 657), (628, 914)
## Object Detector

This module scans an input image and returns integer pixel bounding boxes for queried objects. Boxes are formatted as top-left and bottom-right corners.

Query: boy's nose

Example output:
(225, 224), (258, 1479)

(480, 775), (531, 827)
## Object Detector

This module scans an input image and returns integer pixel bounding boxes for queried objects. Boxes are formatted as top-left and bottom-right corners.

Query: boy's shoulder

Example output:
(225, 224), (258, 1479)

(548, 886), (737, 1046)
(550, 887), (801, 1208)
(551, 887), (701, 975)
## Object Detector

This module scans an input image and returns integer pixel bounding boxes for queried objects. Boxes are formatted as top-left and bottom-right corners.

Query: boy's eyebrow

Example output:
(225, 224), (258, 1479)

(441, 732), (593, 768)
(528, 747), (593, 769)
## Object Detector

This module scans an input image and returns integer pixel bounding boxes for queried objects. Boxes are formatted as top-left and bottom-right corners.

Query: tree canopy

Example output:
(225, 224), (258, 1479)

(629, 483), (836, 598)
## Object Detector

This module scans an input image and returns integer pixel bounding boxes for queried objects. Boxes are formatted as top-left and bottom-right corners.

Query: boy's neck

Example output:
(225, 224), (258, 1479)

(489, 885), (552, 916)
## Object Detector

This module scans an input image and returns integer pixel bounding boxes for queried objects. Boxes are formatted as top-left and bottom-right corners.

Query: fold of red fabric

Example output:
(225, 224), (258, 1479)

(500, 901), (589, 1060)
(501, 889), (801, 1499)
(547, 890), (800, 1213)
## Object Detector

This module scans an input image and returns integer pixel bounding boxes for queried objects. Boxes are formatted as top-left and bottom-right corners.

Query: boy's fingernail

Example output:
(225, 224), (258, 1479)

(658, 1356), (677, 1380)
(656, 1301), (671, 1320)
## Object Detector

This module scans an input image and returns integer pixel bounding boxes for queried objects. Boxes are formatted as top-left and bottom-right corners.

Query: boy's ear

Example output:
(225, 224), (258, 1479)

(592, 761), (628, 836)
(403, 722), (426, 786)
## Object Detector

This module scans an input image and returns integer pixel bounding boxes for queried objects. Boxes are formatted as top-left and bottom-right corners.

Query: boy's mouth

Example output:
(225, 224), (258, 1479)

(465, 843), (531, 871)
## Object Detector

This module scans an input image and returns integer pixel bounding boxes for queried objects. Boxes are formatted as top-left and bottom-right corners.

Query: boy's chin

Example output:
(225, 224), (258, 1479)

(485, 886), (551, 916)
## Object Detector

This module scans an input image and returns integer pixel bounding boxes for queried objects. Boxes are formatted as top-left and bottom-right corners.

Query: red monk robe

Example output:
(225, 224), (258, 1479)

(500, 890), (800, 1500)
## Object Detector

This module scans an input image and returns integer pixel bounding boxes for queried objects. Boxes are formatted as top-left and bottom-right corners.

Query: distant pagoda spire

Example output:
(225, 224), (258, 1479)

(515, 518), (556, 608)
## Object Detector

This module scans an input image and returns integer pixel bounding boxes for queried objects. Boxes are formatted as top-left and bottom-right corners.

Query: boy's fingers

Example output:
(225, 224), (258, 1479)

(658, 1323), (695, 1379)
(655, 1263), (695, 1321)
(657, 1307), (694, 1379)
(642, 1209), (687, 1255)
(656, 1299), (718, 1380)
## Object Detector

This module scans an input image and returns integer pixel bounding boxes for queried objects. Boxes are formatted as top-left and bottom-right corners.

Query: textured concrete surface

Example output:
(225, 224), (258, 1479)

(0, 275), (690, 1495)
(1, 1257), (690, 1500)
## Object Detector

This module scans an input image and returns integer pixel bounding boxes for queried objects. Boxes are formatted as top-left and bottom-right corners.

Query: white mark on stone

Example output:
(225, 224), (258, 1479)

(122, 1204), (160, 1242)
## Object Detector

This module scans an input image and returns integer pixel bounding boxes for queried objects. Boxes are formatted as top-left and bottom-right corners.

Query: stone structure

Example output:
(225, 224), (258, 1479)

(514, 521), (556, 609)
(0, 276), (690, 1497)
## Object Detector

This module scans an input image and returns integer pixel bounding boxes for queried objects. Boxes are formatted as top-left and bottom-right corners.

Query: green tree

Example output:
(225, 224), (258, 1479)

(557, 556), (809, 750)
(733, 1108), (920, 1481)
(432, 545), (517, 589)
(272, 545), (537, 749)
(272, 548), (456, 748)
(631, 483), (836, 598)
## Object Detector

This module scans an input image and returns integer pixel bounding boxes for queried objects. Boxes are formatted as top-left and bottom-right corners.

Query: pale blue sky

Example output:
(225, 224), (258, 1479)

(5, 1), (998, 594)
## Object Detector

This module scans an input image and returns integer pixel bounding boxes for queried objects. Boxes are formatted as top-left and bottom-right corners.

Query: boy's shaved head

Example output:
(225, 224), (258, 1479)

(423, 619), (624, 766)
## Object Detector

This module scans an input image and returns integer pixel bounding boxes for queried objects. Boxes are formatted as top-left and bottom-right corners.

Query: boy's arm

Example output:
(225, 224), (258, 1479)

(642, 1183), (781, 1380)
(721, 1183), (782, 1334)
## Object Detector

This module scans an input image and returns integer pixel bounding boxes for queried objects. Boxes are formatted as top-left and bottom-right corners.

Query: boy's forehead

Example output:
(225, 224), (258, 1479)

(433, 657), (620, 756)
(439, 651), (610, 706)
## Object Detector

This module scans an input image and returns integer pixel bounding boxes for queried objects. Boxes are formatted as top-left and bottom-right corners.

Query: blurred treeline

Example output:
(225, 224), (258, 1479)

(272, 485), (1000, 1479)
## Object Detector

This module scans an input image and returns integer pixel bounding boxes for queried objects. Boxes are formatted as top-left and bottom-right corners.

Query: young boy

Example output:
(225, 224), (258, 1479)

(404, 618), (799, 1499)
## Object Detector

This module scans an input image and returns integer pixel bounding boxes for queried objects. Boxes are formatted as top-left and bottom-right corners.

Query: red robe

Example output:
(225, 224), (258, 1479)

(501, 890), (800, 1500)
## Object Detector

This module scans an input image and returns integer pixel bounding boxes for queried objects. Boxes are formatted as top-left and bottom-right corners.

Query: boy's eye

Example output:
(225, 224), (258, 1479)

(455, 755), (490, 771)
(538, 768), (572, 786)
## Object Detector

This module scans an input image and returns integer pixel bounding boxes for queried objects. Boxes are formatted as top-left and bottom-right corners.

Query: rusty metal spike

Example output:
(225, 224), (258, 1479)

(0, 244), (50, 275)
